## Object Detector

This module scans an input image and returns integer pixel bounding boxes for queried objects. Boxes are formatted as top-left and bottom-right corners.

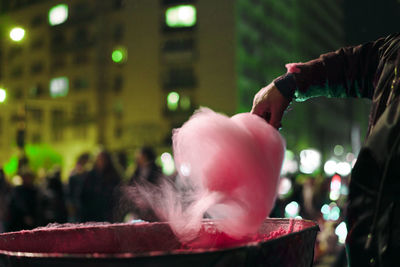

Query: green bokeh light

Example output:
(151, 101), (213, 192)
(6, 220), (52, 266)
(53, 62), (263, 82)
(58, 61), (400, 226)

(48, 4), (68, 26)
(3, 145), (63, 177)
(166, 5), (196, 28)
(167, 92), (180, 111)
(4, 156), (19, 176)
(25, 144), (63, 172)
(112, 47), (127, 63)
(160, 152), (175, 175)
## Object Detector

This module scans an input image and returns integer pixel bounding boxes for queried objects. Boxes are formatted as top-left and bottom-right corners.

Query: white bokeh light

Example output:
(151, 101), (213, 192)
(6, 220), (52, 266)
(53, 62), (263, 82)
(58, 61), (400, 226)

(179, 163), (191, 177)
(336, 162), (352, 176)
(299, 149), (321, 174)
(324, 160), (337, 176)
(48, 4), (68, 26)
(335, 221), (348, 244)
(285, 201), (299, 218)
(281, 150), (298, 175)
(278, 177), (292, 196)
(10, 27), (25, 42)
(160, 152), (175, 175)
(0, 88), (6, 102)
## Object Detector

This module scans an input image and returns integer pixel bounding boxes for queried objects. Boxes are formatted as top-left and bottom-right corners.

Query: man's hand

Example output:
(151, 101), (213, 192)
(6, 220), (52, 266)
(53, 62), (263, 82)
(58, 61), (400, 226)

(251, 83), (291, 129)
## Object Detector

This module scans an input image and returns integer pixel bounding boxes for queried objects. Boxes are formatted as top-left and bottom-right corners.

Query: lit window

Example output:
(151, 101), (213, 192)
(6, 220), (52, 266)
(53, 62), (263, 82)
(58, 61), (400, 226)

(48, 4), (68, 26)
(50, 77), (69, 98)
(165, 5), (196, 28)
(167, 92), (180, 111)
(0, 88), (6, 103)
(112, 46), (127, 63)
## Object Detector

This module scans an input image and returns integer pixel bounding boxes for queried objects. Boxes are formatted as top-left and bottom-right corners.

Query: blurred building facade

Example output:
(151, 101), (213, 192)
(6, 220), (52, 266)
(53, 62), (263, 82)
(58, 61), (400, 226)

(236, 0), (344, 111)
(0, 0), (238, 174)
(0, 0), (365, 175)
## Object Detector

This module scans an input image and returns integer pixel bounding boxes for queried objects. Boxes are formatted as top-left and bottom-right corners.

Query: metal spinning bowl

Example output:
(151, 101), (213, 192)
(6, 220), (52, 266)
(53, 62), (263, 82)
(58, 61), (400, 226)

(0, 218), (318, 267)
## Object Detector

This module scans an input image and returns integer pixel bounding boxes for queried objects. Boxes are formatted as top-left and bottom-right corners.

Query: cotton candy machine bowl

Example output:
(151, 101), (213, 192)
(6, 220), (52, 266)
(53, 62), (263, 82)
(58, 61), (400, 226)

(0, 218), (318, 267)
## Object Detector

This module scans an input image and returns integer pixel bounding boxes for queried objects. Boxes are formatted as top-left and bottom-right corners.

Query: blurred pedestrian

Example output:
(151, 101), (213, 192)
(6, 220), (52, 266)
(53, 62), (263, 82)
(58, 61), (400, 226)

(81, 150), (121, 222)
(68, 153), (90, 222)
(42, 166), (68, 224)
(125, 146), (163, 222)
(6, 169), (41, 232)
(114, 150), (129, 180)
(0, 169), (11, 233)
(129, 146), (162, 186)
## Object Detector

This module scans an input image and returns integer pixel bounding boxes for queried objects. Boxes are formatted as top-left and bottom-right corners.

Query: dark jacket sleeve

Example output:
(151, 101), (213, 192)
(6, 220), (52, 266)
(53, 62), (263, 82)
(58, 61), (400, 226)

(274, 35), (392, 102)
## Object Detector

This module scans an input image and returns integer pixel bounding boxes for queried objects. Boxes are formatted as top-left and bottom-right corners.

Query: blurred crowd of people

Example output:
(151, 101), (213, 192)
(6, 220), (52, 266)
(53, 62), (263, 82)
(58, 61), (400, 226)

(0, 146), (163, 233)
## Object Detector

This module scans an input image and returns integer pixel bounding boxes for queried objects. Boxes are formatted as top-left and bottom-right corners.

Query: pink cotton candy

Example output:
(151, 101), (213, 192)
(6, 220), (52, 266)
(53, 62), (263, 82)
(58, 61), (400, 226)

(172, 108), (285, 239)
(285, 62), (302, 73)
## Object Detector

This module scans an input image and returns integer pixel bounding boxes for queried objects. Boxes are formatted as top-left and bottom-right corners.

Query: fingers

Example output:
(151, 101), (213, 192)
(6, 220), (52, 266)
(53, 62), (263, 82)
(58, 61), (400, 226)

(251, 83), (290, 129)
(269, 109), (284, 129)
(251, 103), (271, 124)
(251, 103), (267, 118)
(252, 110), (282, 130)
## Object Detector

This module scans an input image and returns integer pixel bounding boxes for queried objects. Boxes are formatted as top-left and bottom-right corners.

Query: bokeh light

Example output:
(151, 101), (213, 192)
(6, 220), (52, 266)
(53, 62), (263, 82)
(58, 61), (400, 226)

(12, 175), (23, 186)
(321, 204), (330, 215)
(166, 5), (196, 27)
(112, 47), (127, 63)
(324, 160), (337, 176)
(50, 77), (69, 98)
(160, 152), (175, 175)
(336, 162), (351, 176)
(299, 149), (321, 174)
(285, 201), (300, 218)
(334, 145), (344, 156)
(321, 202), (341, 221)
(48, 4), (68, 26)
(0, 88), (7, 103)
(335, 221), (348, 244)
(278, 177), (292, 198)
(281, 150), (298, 175)
(167, 92), (180, 111)
(9, 27), (25, 42)
(329, 174), (342, 201)
(179, 163), (191, 177)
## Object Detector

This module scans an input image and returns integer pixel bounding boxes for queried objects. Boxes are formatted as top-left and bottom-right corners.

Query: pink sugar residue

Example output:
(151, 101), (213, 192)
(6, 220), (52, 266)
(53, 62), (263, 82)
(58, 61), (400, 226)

(180, 226), (290, 250)
(285, 63), (302, 73)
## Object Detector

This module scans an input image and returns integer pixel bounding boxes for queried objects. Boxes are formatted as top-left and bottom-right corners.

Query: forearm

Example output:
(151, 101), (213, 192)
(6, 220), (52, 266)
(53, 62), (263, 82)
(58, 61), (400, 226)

(274, 37), (388, 101)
